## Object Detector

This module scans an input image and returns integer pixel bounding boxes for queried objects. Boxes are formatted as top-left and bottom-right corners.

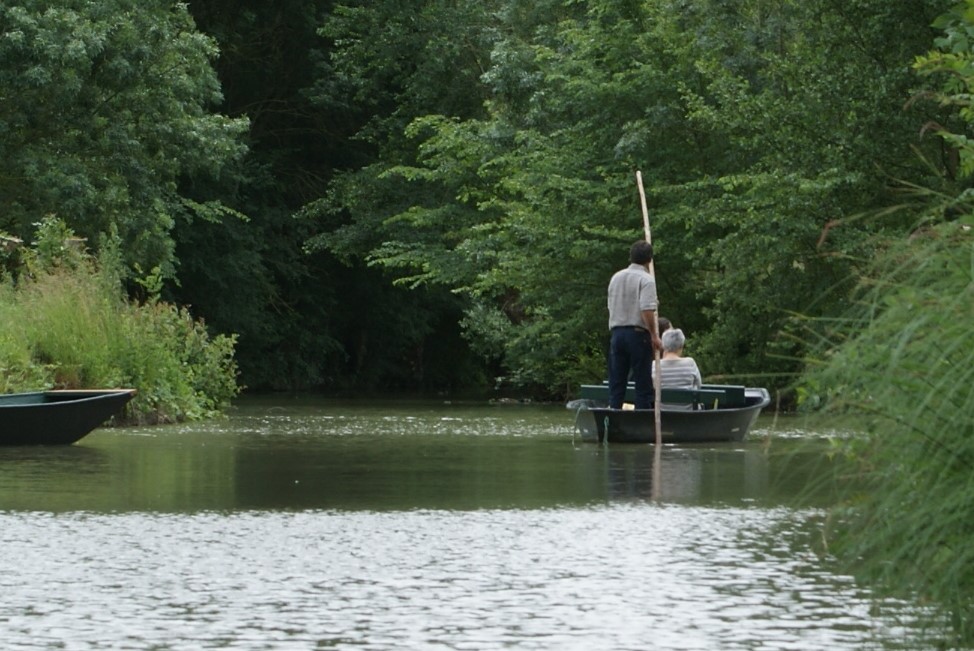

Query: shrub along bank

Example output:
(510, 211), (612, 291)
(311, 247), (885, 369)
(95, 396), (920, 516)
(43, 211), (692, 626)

(0, 218), (239, 424)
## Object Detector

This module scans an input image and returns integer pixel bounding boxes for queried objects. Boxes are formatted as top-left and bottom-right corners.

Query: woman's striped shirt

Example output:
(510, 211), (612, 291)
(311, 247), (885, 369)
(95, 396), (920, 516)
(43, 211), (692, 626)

(653, 357), (702, 389)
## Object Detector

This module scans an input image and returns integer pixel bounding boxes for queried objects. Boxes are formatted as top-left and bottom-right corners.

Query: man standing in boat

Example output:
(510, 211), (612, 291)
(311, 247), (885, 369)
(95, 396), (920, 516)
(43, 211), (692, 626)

(607, 240), (662, 410)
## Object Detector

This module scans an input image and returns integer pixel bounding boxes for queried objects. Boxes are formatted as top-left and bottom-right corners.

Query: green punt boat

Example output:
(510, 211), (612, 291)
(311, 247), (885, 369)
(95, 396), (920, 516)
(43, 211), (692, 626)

(0, 389), (136, 446)
(570, 383), (770, 444)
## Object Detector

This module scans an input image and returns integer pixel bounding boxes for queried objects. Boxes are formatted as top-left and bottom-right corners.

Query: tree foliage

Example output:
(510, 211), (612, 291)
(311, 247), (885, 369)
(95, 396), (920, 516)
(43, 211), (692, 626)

(0, 0), (248, 274)
(3, 0), (961, 400)
(310, 0), (950, 397)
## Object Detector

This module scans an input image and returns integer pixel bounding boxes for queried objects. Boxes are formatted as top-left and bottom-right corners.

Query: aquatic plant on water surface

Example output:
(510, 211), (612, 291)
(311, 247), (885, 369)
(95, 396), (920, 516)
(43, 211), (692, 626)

(0, 217), (240, 423)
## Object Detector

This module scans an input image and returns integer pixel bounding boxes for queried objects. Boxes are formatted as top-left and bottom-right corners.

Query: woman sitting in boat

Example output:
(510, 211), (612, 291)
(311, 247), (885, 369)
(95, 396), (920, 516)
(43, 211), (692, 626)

(653, 328), (702, 389)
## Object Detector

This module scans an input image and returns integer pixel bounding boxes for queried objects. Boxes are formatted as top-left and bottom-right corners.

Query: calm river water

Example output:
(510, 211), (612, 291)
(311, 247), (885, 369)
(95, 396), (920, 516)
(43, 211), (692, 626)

(0, 397), (935, 650)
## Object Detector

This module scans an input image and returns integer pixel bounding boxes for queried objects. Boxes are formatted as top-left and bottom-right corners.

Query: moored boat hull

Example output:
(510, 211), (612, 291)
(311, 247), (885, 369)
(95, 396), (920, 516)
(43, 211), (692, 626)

(0, 389), (137, 446)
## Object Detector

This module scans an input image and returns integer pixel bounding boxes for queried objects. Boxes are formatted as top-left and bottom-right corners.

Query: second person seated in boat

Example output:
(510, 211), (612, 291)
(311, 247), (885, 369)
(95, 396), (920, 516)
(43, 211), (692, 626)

(653, 328), (702, 390)
(658, 316), (672, 336)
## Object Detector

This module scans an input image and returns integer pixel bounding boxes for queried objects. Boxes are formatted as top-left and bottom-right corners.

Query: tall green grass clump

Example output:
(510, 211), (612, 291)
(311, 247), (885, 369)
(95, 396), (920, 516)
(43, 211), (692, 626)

(0, 217), (239, 423)
(802, 223), (974, 646)
(0, 284), (52, 393)
(798, 5), (974, 645)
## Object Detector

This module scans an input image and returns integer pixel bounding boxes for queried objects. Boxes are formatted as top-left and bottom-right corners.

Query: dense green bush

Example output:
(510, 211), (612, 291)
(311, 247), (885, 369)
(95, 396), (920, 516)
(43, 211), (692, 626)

(0, 218), (239, 423)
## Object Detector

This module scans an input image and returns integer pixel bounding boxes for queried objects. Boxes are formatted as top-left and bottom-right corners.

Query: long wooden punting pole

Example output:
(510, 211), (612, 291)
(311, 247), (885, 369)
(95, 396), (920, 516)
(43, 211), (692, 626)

(635, 170), (662, 448)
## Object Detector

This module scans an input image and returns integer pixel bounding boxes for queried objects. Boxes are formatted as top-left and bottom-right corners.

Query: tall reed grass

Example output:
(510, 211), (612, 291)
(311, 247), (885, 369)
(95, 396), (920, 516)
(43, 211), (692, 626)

(801, 222), (974, 646)
(0, 219), (239, 423)
(795, 8), (974, 642)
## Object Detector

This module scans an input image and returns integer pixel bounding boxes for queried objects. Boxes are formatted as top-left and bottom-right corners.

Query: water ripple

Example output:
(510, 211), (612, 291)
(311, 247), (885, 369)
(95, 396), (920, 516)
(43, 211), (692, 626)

(0, 506), (930, 650)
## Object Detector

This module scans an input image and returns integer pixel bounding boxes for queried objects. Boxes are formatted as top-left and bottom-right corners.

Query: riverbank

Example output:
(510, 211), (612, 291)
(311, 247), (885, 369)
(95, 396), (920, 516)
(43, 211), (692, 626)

(0, 218), (239, 424)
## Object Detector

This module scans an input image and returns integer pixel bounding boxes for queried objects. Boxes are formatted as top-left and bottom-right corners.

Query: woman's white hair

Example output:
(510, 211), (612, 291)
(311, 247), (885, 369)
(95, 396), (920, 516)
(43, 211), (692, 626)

(661, 328), (686, 353)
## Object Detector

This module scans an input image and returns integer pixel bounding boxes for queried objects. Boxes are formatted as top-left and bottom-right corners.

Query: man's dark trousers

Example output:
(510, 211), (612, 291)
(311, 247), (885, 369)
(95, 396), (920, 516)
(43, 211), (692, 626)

(608, 326), (654, 410)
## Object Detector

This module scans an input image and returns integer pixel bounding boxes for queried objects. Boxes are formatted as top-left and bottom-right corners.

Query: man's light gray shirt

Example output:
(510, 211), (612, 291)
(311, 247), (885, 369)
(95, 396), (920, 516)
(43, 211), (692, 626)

(607, 263), (658, 330)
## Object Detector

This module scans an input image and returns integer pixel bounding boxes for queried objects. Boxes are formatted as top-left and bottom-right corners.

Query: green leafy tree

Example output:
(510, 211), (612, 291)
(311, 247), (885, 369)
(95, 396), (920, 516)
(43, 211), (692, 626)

(0, 0), (248, 275)
(309, 0), (950, 397)
(175, 1), (340, 390)
(666, 0), (950, 381)
(298, 0), (506, 391)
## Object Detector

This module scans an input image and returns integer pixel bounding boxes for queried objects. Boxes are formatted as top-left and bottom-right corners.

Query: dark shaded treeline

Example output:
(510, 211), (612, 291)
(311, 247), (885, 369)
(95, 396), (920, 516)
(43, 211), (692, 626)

(179, 1), (486, 393)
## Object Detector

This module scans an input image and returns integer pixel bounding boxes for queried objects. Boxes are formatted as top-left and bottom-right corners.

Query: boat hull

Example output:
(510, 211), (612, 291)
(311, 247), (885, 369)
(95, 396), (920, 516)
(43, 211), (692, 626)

(573, 387), (770, 444)
(0, 389), (136, 446)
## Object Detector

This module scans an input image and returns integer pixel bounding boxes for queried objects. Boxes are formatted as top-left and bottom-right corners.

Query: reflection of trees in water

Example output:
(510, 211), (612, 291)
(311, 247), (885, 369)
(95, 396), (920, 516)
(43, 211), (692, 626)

(0, 445), (110, 510)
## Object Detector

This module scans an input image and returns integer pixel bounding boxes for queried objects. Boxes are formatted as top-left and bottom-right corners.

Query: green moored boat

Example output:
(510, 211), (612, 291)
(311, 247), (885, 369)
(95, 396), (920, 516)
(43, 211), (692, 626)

(0, 389), (136, 446)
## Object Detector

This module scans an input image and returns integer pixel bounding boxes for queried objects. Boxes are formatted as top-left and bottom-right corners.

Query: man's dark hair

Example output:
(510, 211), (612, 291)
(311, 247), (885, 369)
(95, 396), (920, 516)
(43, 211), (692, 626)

(629, 240), (654, 265)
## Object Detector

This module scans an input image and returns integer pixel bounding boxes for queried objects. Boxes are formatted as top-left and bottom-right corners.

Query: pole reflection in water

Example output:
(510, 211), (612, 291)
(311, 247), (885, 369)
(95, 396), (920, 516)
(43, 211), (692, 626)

(653, 440), (662, 501)
(576, 439), (809, 508)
